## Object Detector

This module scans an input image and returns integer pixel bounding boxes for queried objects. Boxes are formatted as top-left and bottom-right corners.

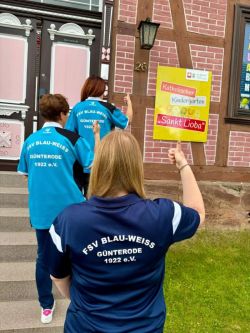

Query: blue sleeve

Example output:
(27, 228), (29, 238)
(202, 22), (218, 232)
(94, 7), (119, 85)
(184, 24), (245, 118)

(171, 202), (200, 243)
(75, 137), (94, 169)
(17, 141), (28, 175)
(111, 107), (129, 129)
(155, 198), (200, 245)
(47, 213), (71, 278)
(65, 106), (78, 133)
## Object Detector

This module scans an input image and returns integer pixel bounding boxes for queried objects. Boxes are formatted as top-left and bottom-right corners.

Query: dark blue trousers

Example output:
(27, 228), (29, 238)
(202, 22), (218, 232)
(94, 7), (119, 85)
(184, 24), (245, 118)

(35, 229), (54, 309)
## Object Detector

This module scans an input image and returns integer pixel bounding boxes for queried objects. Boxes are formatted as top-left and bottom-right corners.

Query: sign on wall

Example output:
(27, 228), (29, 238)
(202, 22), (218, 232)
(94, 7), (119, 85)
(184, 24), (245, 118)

(0, 120), (24, 160)
(153, 66), (212, 142)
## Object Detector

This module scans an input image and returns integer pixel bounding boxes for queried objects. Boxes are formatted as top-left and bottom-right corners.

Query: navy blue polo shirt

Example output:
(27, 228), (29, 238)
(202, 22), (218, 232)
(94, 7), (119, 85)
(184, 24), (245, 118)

(17, 122), (93, 229)
(48, 193), (200, 333)
(65, 98), (128, 172)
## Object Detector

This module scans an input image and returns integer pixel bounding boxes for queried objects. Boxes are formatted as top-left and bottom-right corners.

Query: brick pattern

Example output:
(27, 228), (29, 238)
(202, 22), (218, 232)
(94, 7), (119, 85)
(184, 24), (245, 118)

(143, 108), (193, 164)
(147, 40), (179, 96)
(183, 0), (227, 37)
(152, 0), (173, 29)
(118, 0), (138, 24)
(114, 35), (135, 94)
(227, 131), (250, 167)
(190, 44), (224, 102)
(204, 114), (218, 165)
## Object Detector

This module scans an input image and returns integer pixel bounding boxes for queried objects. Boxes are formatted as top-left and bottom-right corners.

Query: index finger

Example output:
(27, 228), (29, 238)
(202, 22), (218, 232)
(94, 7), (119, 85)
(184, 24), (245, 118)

(176, 140), (181, 150)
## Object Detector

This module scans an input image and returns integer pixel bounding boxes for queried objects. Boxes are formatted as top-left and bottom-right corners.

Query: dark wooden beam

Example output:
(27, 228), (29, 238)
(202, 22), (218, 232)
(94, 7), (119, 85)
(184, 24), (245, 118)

(144, 163), (250, 182)
(169, 0), (206, 165)
(215, 0), (235, 166)
(130, 0), (154, 153)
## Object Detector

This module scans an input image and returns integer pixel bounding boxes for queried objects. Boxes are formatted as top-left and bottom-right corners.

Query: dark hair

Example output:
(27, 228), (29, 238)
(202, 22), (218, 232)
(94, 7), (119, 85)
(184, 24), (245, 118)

(39, 94), (69, 121)
(80, 75), (106, 101)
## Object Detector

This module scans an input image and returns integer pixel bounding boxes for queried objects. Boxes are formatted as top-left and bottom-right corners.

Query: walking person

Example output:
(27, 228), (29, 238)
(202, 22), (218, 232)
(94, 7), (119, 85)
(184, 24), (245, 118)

(47, 131), (205, 333)
(65, 75), (133, 194)
(17, 93), (99, 324)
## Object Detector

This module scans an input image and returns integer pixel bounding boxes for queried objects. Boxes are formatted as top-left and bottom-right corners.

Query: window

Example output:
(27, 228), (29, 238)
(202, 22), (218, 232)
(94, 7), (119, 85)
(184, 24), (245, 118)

(27, 0), (103, 12)
(227, 5), (250, 124)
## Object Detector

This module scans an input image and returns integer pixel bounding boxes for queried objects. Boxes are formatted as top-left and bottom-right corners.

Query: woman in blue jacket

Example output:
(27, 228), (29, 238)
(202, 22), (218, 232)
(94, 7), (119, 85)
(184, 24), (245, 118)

(18, 94), (99, 324)
(66, 75), (133, 194)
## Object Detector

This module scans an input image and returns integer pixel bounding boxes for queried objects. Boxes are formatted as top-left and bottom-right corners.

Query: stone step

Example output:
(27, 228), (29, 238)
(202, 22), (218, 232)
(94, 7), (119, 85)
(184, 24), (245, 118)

(0, 232), (36, 262)
(0, 187), (28, 208)
(0, 171), (27, 188)
(0, 262), (62, 302)
(0, 208), (31, 232)
(0, 299), (69, 332)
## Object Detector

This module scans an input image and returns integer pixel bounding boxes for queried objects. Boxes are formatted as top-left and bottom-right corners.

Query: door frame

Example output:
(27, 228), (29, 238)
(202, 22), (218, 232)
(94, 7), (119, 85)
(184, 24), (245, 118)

(0, 0), (102, 25)
(0, 0), (102, 171)
(38, 17), (102, 128)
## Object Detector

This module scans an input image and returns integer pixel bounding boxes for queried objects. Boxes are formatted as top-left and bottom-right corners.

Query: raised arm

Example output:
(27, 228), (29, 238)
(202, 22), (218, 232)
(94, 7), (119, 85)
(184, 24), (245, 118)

(168, 142), (205, 225)
(124, 94), (133, 123)
(92, 120), (100, 153)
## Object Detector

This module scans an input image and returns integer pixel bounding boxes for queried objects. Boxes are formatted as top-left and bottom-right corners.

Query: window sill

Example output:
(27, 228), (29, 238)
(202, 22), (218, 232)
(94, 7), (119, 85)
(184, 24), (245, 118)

(225, 117), (250, 125)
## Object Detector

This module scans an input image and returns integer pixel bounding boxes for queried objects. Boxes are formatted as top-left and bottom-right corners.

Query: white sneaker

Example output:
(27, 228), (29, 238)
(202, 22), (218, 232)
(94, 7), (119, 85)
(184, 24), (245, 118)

(41, 301), (56, 324)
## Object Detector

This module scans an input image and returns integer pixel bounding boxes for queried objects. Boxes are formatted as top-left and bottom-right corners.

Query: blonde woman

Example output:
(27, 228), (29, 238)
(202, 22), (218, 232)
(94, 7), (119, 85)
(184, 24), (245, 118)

(47, 131), (205, 333)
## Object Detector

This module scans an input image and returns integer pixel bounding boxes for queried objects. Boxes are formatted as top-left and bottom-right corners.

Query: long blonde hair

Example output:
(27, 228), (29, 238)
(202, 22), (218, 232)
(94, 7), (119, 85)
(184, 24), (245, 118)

(88, 131), (146, 198)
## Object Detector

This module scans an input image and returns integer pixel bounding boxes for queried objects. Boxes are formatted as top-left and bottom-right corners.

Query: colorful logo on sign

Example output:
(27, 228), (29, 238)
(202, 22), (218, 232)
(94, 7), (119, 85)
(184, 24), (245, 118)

(153, 66), (212, 142)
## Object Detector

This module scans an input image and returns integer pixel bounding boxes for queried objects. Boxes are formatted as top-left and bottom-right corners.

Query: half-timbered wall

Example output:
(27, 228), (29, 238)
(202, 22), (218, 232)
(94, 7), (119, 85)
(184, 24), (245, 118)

(109, 0), (250, 183)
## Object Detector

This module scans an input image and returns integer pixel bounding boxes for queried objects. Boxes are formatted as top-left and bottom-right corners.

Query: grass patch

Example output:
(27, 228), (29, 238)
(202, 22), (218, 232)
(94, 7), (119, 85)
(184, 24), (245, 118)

(163, 230), (250, 333)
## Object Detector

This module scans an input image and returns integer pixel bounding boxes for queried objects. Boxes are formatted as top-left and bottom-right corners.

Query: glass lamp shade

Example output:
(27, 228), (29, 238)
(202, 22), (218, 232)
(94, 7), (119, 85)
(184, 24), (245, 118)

(138, 19), (160, 50)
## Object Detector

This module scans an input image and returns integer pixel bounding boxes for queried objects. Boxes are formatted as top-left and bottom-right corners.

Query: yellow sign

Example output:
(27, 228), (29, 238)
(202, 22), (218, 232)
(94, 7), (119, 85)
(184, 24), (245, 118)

(153, 66), (212, 142)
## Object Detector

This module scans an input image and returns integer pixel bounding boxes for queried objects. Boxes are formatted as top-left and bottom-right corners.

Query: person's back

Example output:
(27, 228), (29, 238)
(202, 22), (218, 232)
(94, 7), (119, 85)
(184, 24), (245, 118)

(17, 93), (97, 324)
(20, 125), (89, 228)
(65, 75), (133, 194)
(48, 131), (205, 333)
(67, 98), (128, 154)
(51, 194), (199, 332)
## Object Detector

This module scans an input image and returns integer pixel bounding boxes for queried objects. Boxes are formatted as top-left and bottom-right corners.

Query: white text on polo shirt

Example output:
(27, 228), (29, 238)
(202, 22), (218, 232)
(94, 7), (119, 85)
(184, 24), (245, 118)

(30, 154), (62, 159)
(82, 235), (155, 255)
(76, 110), (107, 119)
(101, 235), (155, 248)
(27, 141), (69, 152)
(97, 248), (142, 257)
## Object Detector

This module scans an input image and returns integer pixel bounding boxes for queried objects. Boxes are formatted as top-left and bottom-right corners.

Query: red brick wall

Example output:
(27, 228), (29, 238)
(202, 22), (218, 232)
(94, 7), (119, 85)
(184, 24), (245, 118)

(144, 108), (193, 164)
(183, 0), (227, 37)
(147, 40), (179, 96)
(190, 44), (224, 102)
(228, 132), (250, 167)
(118, 0), (138, 24)
(152, 0), (173, 29)
(113, 0), (250, 176)
(114, 35), (135, 94)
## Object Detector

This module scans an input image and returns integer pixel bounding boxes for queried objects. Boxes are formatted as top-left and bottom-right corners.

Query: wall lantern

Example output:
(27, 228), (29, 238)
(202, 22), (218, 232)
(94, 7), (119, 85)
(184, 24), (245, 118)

(138, 18), (160, 50)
